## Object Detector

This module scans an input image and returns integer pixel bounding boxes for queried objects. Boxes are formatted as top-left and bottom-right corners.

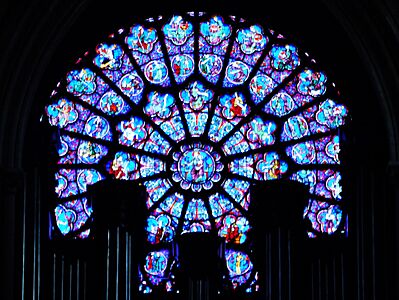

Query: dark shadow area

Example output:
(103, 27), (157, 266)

(1, 1), (398, 299)
(248, 180), (313, 300)
(51, 180), (148, 299)
(175, 232), (226, 300)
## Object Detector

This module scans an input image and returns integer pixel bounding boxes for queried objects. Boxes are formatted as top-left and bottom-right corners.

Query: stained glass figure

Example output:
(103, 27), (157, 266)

(44, 11), (350, 295)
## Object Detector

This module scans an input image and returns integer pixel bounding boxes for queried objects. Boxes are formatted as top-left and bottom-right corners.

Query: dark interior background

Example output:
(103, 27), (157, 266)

(1, 0), (399, 299)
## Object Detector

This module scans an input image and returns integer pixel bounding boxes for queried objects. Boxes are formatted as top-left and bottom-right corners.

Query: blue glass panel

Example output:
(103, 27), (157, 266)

(223, 24), (268, 88)
(77, 169), (105, 192)
(254, 152), (288, 180)
(225, 250), (253, 286)
(235, 25), (268, 55)
(140, 155), (165, 177)
(264, 91), (296, 116)
(93, 43), (124, 71)
(57, 135), (78, 164)
(55, 168), (105, 198)
(199, 53), (224, 84)
(139, 269), (153, 294)
(209, 92), (250, 142)
(159, 193), (185, 218)
(180, 81), (213, 136)
(84, 115), (112, 140)
(287, 135), (341, 165)
(146, 213), (176, 244)
(222, 131), (249, 155)
(305, 200), (343, 235)
(218, 214), (250, 244)
(297, 69), (327, 97)
(317, 170), (342, 200)
(259, 44), (301, 84)
(209, 193), (234, 218)
(222, 178), (250, 206)
(54, 197), (92, 236)
(249, 73), (277, 104)
(117, 116), (172, 154)
(269, 44), (300, 71)
(160, 116), (185, 141)
(142, 249), (176, 290)
(144, 91), (185, 141)
(47, 98), (108, 141)
(316, 135), (341, 164)
(182, 220), (212, 233)
(315, 99), (348, 129)
(144, 92), (175, 119)
(222, 118), (277, 155)
(118, 71), (145, 105)
(162, 15), (195, 84)
(209, 116), (234, 143)
(143, 60), (169, 85)
(107, 152), (138, 180)
(144, 250), (169, 277)
(108, 152), (164, 180)
(214, 208), (241, 227)
(199, 15), (232, 83)
(185, 113), (208, 137)
(144, 178), (172, 208)
(290, 169), (317, 192)
(200, 15), (231, 45)
(163, 15), (194, 46)
(126, 25), (158, 54)
(228, 156), (254, 179)
(46, 98), (92, 136)
(125, 25), (171, 87)
(98, 90), (131, 115)
(185, 198), (209, 221)
(144, 131), (171, 155)
(218, 92), (250, 120)
(223, 60), (251, 87)
(66, 68), (97, 96)
(78, 140), (108, 164)
(180, 81), (214, 112)
(67, 70), (130, 116)
(170, 54), (195, 83)
(286, 141), (317, 165)
(247, 117), (277, 146)
(117, 116), (148, 148)
(281, 115), (310, 141)
(171, 144), (223, 192)
(282, 99), (348, 142)
(182, 199), (211, 233)
(265, 69), (327, 116)
(290, 169), (342, 201)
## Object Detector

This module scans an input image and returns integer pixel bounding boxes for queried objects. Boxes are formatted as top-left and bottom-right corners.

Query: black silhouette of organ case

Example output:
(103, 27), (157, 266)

(88, 180), (148, 299)
(249, 180), (309, 230)
(175, 232), (226, 299)
(249, 180), (310, 299)
(90, 180), (148, 235)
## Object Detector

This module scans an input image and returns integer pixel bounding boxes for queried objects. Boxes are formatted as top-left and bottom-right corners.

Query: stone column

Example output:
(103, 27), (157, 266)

(0, 166), (24, 300)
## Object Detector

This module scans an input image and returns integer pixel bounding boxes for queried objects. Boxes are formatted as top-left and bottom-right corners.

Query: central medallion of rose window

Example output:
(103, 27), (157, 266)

(179, 149), (214, 183)
(171, 143), (223, 192)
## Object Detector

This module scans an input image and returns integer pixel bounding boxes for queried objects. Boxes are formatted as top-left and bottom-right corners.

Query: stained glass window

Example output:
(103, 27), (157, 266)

(44, 11), (350, 294)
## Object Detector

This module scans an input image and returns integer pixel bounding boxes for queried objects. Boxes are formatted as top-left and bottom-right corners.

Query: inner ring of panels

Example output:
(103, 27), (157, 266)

(45, 11), (349, 292)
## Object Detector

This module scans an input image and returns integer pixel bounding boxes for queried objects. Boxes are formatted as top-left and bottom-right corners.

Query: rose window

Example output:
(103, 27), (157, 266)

(44, 12), (350, 294)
